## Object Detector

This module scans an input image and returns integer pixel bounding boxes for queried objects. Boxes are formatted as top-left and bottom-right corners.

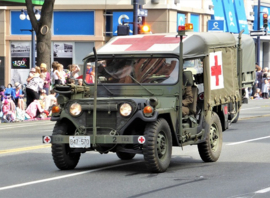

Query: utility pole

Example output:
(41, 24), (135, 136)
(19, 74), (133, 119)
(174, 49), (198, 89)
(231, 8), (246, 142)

(257, 0), (261, 65)
(133, 0), (139, 35)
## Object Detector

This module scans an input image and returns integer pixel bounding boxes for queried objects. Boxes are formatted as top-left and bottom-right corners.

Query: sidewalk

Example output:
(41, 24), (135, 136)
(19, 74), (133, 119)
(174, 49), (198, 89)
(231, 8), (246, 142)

(0, 116), (51, 123)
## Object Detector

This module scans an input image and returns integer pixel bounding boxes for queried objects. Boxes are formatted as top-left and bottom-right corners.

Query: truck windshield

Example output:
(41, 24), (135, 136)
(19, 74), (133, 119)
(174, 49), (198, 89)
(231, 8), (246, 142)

(85, 57), (179, 85)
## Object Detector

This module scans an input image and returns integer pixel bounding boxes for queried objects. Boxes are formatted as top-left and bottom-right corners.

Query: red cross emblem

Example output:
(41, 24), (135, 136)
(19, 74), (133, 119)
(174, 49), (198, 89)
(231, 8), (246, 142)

(111, 35), (180, 51)
(43, 136), (51, 144)
(138, 136), (145, 144)
(211, 55), (222, 86)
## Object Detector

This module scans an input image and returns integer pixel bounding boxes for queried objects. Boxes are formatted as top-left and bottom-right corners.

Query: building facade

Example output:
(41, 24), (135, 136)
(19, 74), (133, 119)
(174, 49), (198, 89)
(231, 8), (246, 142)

(0, 0), (267, 86)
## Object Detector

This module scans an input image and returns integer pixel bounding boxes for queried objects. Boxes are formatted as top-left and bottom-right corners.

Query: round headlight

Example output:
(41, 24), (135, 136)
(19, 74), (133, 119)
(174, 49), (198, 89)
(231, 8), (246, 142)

(119, 103), (132, 117)
(70, 103), (82, 116)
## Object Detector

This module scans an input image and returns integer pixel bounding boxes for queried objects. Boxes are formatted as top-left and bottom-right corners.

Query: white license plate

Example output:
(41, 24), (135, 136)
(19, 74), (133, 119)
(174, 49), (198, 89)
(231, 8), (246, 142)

(69, 136), (90, 148)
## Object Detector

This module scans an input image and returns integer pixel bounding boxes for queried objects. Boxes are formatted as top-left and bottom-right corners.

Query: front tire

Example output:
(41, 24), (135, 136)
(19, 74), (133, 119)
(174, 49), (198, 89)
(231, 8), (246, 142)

(51, 121), (81, 170)
(198, 112), (222, 162)
(143, 118), (172, 173)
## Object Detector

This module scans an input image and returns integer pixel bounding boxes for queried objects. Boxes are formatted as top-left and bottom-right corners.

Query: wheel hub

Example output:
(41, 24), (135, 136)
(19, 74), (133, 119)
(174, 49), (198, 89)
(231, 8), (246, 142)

(157, 132), (167, 158)
(210, 124), (219, 151)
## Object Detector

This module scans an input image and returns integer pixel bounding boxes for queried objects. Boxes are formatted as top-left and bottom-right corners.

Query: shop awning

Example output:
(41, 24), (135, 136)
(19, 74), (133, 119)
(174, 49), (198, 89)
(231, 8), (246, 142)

(0, 0), (44, 6)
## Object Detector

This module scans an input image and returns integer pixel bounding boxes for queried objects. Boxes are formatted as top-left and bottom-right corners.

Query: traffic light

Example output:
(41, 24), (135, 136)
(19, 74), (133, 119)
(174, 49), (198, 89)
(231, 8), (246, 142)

(263, 13), (268, 29)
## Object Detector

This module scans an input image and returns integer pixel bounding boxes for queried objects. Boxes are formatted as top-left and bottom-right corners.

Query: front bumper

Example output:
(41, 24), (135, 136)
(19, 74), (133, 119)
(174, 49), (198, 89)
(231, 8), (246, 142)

(42, 135), (145, 144)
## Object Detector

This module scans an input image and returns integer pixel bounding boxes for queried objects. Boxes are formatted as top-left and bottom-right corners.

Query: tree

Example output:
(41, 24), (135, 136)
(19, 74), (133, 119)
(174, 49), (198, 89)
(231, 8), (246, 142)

(25, 0), (55, 68)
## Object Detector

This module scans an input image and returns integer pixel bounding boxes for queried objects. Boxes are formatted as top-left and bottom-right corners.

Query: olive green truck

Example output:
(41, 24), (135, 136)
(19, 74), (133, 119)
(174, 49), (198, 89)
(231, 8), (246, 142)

(43, 30), (255, 173)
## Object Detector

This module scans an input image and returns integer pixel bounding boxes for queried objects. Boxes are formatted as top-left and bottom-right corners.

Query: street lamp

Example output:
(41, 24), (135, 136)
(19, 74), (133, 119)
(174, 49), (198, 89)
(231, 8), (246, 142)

(19, 8), (40, 68)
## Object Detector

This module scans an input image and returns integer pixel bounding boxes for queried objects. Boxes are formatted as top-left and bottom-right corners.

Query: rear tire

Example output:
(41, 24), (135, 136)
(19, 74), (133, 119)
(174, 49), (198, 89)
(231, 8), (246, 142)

(51, 121), (80, 170)
(143, 118), (172, 173)
(198, 112), (222, 162)
(116, 152), (136, 160)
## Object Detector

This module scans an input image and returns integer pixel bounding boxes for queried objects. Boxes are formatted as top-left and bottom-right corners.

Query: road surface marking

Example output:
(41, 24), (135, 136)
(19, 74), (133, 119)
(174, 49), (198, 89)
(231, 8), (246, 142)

(255, 187), (270, 193)
(226, 135), (270, 145)
(0, 161), (142, 191)
(241, 107), (260, 111)
(0, 145), (51, 154)
(239, 114), (270, 120)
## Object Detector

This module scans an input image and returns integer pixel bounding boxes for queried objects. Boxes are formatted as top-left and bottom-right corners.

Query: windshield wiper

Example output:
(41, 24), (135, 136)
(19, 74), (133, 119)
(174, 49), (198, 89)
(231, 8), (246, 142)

(129, 75), (155, 96)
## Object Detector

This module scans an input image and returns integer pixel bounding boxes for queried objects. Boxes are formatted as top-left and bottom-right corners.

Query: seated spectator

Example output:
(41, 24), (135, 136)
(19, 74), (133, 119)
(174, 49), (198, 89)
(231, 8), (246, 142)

(26, 99), (45, 119)
(14, 82), (25, 110)
(254, 88), (262, 99)
(2, 99), (15, 122)
(4, 83), (15, 100)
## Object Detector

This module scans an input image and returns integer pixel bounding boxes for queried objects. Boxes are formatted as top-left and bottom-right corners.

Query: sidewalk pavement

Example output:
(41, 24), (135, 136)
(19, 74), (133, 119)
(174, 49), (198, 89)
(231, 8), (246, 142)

(0, 116), (51, 123)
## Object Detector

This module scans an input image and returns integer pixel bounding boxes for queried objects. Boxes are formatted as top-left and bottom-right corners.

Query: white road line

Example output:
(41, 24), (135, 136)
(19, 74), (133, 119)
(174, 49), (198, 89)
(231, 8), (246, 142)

(0, 161), (142, 191)
(241, 107), (260, 111)
(255, 187), (270, 194)
(226, 136), (270, 145)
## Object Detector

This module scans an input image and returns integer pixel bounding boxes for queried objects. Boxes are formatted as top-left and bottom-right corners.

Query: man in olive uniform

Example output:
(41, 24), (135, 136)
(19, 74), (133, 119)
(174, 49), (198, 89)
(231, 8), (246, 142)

(182, 85), (193, 116)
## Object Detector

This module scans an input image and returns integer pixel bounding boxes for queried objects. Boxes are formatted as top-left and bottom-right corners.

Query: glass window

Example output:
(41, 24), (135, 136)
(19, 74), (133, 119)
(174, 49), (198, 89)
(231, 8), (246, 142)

(84, 57), (179, 85)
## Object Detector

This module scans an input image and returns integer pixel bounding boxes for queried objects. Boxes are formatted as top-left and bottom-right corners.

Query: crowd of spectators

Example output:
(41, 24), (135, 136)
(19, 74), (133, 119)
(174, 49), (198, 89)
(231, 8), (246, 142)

(252, 64), (270, 99)
(0, 61), (83, 123)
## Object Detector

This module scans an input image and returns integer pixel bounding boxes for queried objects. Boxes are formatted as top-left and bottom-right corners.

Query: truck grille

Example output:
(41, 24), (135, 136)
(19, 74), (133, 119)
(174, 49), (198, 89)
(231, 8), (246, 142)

(86, 111), (117, 135)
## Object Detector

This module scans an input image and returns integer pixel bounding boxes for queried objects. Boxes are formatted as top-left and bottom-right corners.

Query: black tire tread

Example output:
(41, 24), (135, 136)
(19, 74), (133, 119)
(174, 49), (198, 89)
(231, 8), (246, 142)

(51, 121), (80, 170)
(198, 112), (222, 162)
(143, 118), (172, 173)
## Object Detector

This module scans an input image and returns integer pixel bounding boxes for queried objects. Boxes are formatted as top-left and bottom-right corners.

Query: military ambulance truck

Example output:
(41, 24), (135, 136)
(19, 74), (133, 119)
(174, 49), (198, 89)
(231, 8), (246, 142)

(43, 29), (255, 173)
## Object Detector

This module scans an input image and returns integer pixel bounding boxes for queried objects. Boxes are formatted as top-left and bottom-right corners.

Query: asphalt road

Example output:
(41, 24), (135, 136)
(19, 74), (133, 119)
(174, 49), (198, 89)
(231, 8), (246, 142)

(0, 99), (269, 198)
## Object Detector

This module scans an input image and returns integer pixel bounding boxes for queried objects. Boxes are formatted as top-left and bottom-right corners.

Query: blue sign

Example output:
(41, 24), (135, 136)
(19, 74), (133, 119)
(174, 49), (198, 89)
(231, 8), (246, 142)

(191, 14), (199, 32)
(11, 11), (32, 35)
(113, 11), (133, 36)
(208, 20), (224, 32)
(212, 0), (227, 32)
(234, 0), (249, 34)
(222, 0), (239, 33)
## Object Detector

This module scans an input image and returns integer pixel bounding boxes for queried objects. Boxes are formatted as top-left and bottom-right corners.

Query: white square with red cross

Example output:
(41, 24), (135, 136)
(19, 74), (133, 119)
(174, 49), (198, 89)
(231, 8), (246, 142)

(209, 51), (224, 90)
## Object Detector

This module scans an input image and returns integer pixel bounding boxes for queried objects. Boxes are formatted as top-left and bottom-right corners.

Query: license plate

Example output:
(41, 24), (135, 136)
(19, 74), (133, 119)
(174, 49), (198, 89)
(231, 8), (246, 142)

(69, 136), (90, 148)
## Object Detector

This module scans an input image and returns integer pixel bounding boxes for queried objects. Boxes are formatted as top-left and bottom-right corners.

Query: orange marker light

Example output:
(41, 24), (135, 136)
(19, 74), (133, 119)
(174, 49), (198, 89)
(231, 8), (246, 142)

(142, 25), (150, 32)
(185, 23), (193, 30)
(143, 106), (153, 114)
(52, 105), (60, 114)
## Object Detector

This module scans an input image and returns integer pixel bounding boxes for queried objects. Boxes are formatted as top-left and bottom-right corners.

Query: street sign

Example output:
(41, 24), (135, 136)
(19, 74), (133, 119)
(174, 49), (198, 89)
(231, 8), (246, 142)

(250, 30), (267, 36)
(208, 20), (224, 32)
(137, 9), (148, 17)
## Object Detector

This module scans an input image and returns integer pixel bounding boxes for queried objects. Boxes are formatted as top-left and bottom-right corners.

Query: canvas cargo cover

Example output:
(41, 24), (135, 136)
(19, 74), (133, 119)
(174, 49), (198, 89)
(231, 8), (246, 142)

(233, 34), (256, 88)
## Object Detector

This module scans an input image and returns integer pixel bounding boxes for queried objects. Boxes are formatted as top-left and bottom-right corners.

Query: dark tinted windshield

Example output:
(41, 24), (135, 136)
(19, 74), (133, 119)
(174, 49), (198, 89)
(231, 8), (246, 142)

(85, 57), (179, 84)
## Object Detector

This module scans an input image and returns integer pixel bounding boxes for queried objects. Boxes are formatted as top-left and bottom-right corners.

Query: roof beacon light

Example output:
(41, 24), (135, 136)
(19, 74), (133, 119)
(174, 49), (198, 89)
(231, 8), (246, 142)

(185, 23), (193, 31)
(178, 23), (193, 36)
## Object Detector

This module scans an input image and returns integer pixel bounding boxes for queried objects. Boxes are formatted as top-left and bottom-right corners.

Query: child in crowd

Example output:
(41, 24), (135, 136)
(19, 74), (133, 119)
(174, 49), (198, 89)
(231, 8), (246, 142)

(261, 73), (269, 99)
(2, 99), (15, 122)
(78, 79), (83, 86)
(254, 88), (262, 99)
